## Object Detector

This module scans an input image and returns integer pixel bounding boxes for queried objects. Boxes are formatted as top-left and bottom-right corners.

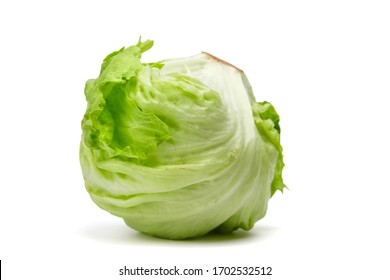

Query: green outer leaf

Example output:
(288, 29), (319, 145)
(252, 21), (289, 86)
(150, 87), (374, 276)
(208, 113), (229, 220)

(252, 101), (286, 196)
(81, 39), (171, 162)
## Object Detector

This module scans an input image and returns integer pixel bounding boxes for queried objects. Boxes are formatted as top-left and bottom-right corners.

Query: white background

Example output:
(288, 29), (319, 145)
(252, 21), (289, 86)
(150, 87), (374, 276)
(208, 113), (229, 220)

(1, 0), (389, 279)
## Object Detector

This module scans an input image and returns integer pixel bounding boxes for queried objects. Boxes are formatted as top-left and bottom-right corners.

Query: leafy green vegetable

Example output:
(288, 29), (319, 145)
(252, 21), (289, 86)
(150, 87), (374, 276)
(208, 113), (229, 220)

(80, 39), (286, 239)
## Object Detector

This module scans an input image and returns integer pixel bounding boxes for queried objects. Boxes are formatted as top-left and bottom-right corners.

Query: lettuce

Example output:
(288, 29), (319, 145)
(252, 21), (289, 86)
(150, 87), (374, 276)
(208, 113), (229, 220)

(80, 39), (286, 239)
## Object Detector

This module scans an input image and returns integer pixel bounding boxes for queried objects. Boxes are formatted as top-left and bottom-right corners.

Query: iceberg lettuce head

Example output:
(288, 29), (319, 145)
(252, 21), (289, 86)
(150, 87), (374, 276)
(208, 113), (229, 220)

(80, 39), (286, 239)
